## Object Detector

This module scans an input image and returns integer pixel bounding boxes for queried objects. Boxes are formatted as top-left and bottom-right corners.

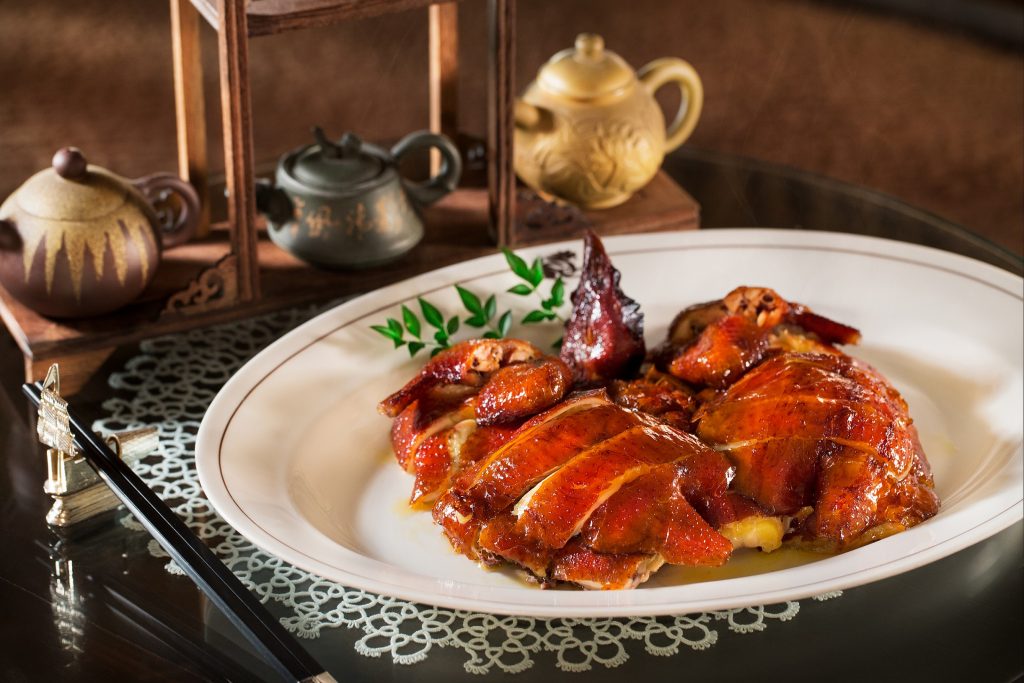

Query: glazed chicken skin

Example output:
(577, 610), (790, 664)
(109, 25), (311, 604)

(695, 352), (939, 549)
(653, 286), (861, 389)
(659, 286), (939, 550)
(378, 338), (573, 506)
(433, 391), (736, 588)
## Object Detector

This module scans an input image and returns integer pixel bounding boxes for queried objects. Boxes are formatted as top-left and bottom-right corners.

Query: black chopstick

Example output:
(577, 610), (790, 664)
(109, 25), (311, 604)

(23, 382), (335, 683)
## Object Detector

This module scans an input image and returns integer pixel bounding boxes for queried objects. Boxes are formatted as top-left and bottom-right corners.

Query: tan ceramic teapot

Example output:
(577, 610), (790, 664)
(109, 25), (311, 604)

(0, 147), (198, 318)
(514, 33), (703, 209)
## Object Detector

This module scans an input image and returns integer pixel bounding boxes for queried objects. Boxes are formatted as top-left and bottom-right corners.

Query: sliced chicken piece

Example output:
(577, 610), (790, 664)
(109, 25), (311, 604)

(667, 314), (769, 388)
(579, 466), (733, 565)
(548, 541), (665, 590)
(433, 392), (636, 558)
(409, 432), (455, 505)
(390, 387), (476, 473)
(454, 392), (640, 517)
(409, 420), (520, 507)
(512, 423), (710, 549)
(696, 352), (939, 549)
(438, 396), (737, 588)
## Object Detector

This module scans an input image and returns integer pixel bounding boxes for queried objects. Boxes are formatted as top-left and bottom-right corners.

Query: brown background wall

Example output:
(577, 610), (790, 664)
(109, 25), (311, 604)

(0, 0), (1020, 254)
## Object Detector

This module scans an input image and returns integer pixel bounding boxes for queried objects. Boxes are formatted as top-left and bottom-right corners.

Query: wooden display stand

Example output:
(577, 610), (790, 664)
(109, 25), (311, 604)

(0, 0), (699, 394)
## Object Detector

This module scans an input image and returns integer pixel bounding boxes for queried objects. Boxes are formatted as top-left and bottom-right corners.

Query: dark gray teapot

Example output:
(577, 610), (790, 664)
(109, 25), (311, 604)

(256, 127), (461, 269)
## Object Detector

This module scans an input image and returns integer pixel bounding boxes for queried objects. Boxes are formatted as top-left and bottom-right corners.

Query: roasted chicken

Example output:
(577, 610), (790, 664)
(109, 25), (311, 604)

(660, 286), (939, 550)
(376, 235), (939, 588)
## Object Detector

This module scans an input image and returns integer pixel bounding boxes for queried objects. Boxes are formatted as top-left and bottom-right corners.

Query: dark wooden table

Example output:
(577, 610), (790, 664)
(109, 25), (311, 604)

(1, 149), (1021, 682)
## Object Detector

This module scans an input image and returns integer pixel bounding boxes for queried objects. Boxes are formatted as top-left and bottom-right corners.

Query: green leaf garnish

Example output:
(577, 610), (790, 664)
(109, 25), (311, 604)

(401, 305), (421, 338)
(522, 310), (551, 324)
(371, 324), (407, 349)
(456, 285), (483, 315)
(419, 298), (444, 329)
(507, 284), (533, 296)
(375, 249), (569, 355)
(497, 311), (512, 336)
(503, 249), (530, 281)
(550, 277), (565, 307)
(371, 324), (400, 341)
(528, 258), (544, 287)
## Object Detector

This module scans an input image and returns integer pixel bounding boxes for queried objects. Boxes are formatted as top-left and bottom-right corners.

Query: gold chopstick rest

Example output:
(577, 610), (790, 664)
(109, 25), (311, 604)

(37, 364), (159, 529)
(105, 428), (160, 462)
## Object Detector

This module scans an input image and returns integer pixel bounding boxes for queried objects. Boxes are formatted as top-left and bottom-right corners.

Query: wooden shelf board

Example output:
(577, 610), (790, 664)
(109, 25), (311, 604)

(190, 0), (454, 37)
(1, 177), (699, 391)
(513, 170), (699, 246)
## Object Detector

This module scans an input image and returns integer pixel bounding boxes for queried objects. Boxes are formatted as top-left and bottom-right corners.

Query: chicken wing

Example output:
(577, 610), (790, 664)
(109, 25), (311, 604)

(381, 339), (573, 506)
(653, 286), (860, 388)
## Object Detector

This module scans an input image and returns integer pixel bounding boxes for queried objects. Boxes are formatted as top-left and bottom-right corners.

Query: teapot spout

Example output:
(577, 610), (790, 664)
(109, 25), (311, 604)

(254, 180), (294, 230)
(0, 219), (20, 251)
(514, 100), (550, 132)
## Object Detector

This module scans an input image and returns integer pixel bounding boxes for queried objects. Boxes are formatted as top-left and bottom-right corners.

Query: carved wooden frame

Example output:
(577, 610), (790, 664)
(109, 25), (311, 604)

(167, 0), (517, 317)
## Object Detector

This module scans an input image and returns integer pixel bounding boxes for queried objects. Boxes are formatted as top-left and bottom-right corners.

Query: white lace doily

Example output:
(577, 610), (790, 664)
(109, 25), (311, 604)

(92, 307), (841, 675)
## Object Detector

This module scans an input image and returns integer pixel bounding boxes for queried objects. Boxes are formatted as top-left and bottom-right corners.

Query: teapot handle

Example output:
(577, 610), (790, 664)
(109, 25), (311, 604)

(131, 173), (200, 249)
(390, 131), (463, 208)
(0, 218), (20, 251)
(637, 58), (704, 153)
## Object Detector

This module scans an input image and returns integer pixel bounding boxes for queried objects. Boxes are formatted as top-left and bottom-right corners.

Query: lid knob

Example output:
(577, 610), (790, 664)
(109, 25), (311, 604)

(338, 132), (362, 157)
(312, 126), (364, 160)
(575, 33), (604, 60)
(0, 218), (20, 251)
(52, 147), (88, 181)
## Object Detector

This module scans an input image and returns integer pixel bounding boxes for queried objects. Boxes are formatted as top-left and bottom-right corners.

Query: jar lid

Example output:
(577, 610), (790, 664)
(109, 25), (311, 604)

(537, 34), (635, 100)
(286, 128), (386, 191)
(15, 148), (129, 221)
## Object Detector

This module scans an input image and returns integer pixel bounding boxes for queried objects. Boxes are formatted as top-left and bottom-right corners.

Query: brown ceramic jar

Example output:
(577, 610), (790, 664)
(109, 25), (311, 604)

(0, 148), (198, 318)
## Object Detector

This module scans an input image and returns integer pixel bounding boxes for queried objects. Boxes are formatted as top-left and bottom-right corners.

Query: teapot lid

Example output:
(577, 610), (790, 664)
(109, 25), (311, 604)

(286, 128), (386, 191)
(15, 148), (130, 221)
(537, 34), (635, 99)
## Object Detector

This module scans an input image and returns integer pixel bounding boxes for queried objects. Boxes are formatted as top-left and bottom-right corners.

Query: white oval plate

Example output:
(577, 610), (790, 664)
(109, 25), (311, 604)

(196, 230), (1023, 617)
